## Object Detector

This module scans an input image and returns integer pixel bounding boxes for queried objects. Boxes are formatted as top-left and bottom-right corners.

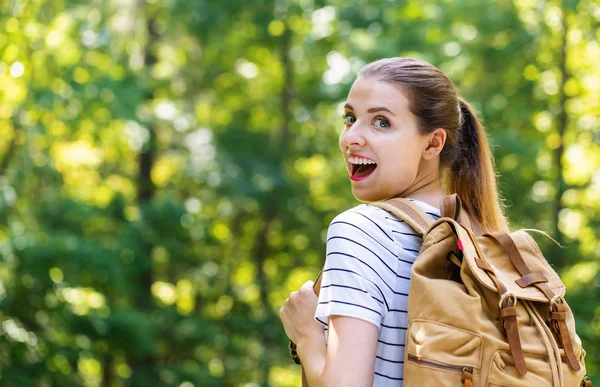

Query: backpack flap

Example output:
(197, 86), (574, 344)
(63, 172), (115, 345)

(485, 231), (566, 300)
(452, 225), (565, 303)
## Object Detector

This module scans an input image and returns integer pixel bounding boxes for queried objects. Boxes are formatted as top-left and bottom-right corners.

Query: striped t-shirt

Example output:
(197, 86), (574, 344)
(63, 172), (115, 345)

(314, 198), (440, 386)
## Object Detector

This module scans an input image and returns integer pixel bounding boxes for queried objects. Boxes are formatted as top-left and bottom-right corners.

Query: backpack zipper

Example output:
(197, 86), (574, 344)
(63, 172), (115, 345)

(408, 353), (473, 373)
(408, 354), (474, 385)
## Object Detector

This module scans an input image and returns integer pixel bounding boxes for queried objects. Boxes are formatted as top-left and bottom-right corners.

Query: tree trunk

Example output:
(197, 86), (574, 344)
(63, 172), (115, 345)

(254, 19), (295, 386)
(127, 2), (160, 383)
(102, 354), (113, 387)
(278, 21), (293, 153)
(552, 5), (569, 268)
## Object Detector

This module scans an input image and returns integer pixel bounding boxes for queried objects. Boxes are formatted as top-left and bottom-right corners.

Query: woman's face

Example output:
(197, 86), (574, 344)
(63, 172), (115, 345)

(338, 78), (432, 202)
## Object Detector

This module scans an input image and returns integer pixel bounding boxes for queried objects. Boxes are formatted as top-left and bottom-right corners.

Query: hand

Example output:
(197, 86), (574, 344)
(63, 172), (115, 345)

(279, 280), (324, 345)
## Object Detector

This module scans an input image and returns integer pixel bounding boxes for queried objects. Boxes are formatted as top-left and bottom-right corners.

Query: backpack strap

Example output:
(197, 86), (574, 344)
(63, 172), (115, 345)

(460, 227), (528, 376)
(440, 194), (484, 236)
(440, 193), (461, 220)
(369, 198), (433, 236)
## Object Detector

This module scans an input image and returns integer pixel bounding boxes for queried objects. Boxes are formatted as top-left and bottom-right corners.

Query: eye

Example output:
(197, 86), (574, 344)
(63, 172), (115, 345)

(374, 117), (390, 128)
(341, 113), (356, 125)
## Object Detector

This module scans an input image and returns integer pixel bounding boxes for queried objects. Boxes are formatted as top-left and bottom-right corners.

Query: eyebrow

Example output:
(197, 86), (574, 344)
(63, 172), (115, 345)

(344, 104), (396, 116)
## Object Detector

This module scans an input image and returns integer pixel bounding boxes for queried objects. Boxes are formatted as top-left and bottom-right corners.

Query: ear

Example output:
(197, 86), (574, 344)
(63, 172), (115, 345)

(422, 128), (446, 160)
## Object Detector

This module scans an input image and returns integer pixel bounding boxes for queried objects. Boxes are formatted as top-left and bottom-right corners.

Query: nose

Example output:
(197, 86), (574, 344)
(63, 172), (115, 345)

(340, 122), (367, 148)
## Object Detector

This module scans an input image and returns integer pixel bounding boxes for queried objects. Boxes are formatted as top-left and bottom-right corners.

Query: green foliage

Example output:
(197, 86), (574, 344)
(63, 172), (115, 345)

(0, 0), (598, 385)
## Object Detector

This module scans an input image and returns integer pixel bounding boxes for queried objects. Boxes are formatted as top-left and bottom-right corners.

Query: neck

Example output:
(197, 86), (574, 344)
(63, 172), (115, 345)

(405, 188), (446, 209)
(396, 163), (446, 209)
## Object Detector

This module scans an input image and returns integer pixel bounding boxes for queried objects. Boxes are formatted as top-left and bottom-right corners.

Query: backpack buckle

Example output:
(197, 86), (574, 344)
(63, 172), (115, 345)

(549, 294), (564, 310)
(499, 291), (517, 309)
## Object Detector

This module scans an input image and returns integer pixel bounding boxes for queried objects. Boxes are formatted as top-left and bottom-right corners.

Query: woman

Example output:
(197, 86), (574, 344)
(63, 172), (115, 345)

(279, 57), (508, 386)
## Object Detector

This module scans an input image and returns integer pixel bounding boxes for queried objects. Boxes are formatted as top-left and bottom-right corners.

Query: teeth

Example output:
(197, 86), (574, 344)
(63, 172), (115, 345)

(349, 156), (376, 165)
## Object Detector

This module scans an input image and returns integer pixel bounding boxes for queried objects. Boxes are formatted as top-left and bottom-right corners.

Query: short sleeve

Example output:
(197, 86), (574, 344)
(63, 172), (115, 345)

(314, 205), (399, 329)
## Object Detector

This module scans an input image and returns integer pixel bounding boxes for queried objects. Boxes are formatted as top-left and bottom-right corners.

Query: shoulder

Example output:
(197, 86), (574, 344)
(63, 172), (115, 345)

(330, 203), (393, 227)
(328, 204), (396, 242)
(328, 199), (440, 238)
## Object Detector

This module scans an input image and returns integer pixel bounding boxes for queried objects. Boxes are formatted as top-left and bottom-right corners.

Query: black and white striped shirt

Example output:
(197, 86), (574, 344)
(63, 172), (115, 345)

(314, 199), (440, 386)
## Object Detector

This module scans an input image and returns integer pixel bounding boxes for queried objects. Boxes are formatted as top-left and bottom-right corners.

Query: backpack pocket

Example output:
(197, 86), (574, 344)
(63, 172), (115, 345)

(488, 348), (588, 386)
(488, 350), (555, 386)
(404, 319), (482, 386)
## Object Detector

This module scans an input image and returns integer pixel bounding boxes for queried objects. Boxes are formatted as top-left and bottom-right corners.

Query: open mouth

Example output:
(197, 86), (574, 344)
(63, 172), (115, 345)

(351, 163), (377, 178)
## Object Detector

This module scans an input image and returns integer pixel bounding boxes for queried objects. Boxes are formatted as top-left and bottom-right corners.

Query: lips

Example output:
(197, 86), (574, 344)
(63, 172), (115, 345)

(346, 153), (377, 181)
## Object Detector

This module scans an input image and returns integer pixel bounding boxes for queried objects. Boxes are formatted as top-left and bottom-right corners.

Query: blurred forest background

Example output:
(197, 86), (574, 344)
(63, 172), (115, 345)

(0, 0), (598, 386)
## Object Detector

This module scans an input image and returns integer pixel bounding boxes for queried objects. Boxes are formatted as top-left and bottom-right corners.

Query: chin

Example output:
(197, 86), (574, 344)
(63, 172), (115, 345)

(352, 189), (386, 203)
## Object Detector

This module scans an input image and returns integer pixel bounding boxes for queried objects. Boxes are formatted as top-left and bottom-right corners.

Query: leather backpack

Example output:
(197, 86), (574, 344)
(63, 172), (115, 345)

(289, 194), (592, 386)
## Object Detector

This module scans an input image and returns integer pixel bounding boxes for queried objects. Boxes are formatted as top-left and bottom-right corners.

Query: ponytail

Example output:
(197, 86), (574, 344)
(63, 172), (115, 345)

(444, 99), (509, 233)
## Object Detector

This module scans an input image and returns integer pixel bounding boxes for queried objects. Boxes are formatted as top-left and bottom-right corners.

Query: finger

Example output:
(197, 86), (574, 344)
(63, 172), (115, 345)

(302, 280), (314, 288)
(299, 286), (311, 296)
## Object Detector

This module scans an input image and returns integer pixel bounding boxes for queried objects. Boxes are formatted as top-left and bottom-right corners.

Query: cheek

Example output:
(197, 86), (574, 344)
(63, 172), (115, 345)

(380, 143), (422, 175)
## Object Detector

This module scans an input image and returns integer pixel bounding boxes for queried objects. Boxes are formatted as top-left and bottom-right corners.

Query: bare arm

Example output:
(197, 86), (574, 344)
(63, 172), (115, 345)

(297, 315), (379, 387)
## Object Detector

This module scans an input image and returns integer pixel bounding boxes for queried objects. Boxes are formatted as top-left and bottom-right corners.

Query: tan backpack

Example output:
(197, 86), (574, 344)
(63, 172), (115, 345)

(290, 194), (592, 386)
